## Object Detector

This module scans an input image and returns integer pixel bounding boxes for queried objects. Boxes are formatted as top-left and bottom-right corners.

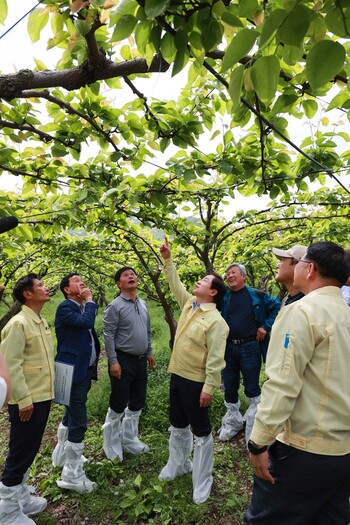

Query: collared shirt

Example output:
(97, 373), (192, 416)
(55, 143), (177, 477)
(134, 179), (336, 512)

(103, 293), (152, 365)
(283, 291), (304, 306)
(251, 286), (350, 455)
(1, 304), (54, 409)
(163, 258), (229, 395)
(226, 286), (258, 339)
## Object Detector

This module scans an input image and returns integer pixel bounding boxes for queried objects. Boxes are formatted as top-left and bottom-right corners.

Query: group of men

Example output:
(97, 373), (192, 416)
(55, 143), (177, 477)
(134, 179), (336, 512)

(0, 268), (154, 525)
(0, 237), (350, 525)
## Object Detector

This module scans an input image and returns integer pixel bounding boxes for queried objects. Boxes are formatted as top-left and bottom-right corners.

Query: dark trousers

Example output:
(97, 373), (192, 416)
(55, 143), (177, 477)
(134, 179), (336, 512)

(223, 340), (261, 403)
(109, 352), (147, 414)
(63, 368), (93, 443)
(169, 373), (211, 437)
(244, 441), (350, 525)
(2, 400), (51, 486)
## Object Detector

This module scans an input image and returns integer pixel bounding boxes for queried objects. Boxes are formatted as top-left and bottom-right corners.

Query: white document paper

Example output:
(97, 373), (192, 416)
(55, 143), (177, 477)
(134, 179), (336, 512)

(53, 361), (74, 405)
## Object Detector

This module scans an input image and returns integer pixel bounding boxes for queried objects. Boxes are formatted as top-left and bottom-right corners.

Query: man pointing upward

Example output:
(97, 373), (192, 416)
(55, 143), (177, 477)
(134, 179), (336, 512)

(158, 237), (229, 505)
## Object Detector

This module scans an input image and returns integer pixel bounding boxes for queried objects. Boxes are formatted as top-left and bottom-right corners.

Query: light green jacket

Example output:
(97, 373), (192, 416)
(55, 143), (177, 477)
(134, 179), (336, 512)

(164, 258), (229, 395)
(251, 286), (350, 455)
(1, 305), (54, 409)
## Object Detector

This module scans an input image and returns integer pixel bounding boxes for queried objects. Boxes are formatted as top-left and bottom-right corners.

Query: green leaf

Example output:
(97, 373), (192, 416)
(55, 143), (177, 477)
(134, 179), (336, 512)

(27, 7), (50, 43)
(302, 99), (318, 119)
(239, 0), (260, 19)
(327, 91), (350, 111)
(271, 94), (299, 116)
(307, 15), (327, 42)
(33, 58), (47, 71)
(16, 225), (34, 242)
(200, 19), (223, 51)
(144, 0), (170, 18)
(277, 5), (313, 47)
(75, 20), (92, 36)
(115, 0), (138, 16)
(111, 14), (137, 42)
(174, 29), (188, 51)
(306, 40), (346, 90)
(161, 32), (176, 59)
(172, 50), (189, 77)
(150, 25), (162, 51)
(0, 0), (7, 24)
(134, 19), (152, 53)
(221, 10), (244, 28)
(259, 9), (286, 49)
(189, 31), (203, 51)
(282, 44), (303, 66)
(221, 29), (258, 72)
(325, 6), (350, 38)
(47, 31), (70, 50)
(228, 65), (244, 108)
(134, 474), (142, 488)
(251, 55), (280, 102)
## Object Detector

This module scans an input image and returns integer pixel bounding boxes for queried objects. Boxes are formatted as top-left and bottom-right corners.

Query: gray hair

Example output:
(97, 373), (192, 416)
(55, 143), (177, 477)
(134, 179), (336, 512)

(226, 263), (247, 277)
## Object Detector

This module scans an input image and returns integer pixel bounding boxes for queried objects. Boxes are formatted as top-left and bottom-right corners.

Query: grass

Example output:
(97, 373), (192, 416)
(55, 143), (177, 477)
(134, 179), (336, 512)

(0, 294), (254, 525)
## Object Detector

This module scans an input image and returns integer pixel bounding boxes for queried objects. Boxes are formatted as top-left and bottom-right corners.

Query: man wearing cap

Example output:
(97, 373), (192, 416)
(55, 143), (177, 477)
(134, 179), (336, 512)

(273, 245), (308, 306)
(218, 263), (280, 445)
(244, 241), (350, 525)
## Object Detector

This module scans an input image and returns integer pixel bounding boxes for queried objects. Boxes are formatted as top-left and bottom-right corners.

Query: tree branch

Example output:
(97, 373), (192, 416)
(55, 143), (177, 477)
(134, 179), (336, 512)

(0, 56), (170, 100)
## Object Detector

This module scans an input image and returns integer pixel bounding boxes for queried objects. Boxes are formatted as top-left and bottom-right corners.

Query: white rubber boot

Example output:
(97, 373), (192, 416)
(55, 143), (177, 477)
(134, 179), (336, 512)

(158, 426), (193, 481)
(122, 408), (149, 455)
(20, 472), (47, 516)
(192, 433), (214, 505)
(56, 441), (96, 494)
(244, 395), (261, 446)
(0, 483), (35, 525)
(102, 408), (124, 461)
(218, 401), (244, 441)
(52, 423), (69, 467)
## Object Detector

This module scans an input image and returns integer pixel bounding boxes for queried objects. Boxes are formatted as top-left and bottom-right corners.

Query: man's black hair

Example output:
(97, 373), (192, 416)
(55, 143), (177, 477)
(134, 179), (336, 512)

(114, 266), (137, 283)
(208, 272), (228, 309)
(60, 272), (80, 298)
(306, 241), (350, 286)
(13, 273), (39, 304)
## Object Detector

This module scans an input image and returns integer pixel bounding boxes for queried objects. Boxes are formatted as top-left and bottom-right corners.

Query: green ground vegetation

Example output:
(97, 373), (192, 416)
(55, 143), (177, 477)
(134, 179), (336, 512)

(0, 293), (255, 525)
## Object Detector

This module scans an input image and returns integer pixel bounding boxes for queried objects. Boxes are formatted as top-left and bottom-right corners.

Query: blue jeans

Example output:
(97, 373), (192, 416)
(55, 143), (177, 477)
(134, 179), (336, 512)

(63, 368), (93, 443)
(222, 340), (261, 403)
(244, 441), (350, 525)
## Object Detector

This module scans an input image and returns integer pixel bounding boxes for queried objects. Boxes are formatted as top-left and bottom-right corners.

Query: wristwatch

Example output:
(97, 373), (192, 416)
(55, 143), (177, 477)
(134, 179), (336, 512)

(247, 439), (268, 455)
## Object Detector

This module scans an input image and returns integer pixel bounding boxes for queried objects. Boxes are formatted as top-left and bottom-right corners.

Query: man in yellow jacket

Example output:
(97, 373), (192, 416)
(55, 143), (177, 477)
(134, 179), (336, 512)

(245, 241), (350, 525)
(158, 238), (229, 505)
(0, 274), (54, 525)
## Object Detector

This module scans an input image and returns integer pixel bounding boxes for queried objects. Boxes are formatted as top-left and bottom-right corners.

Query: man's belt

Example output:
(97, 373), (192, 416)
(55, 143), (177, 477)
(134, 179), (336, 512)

(227, 336), (257, 345)
(117, 350), (147, 360)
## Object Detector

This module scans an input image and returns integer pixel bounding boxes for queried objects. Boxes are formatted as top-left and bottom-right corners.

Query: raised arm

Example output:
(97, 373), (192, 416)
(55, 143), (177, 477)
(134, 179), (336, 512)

(160, 237), (192, 308)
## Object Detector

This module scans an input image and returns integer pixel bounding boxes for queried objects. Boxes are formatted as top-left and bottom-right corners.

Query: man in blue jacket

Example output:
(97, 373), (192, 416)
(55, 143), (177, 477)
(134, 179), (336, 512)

(52, 273), (100, 493)
(218, 263), (280, 445)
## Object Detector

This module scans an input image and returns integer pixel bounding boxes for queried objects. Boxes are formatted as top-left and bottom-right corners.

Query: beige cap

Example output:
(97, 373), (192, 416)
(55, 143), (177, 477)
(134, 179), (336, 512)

(272, 244), (308, 260)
